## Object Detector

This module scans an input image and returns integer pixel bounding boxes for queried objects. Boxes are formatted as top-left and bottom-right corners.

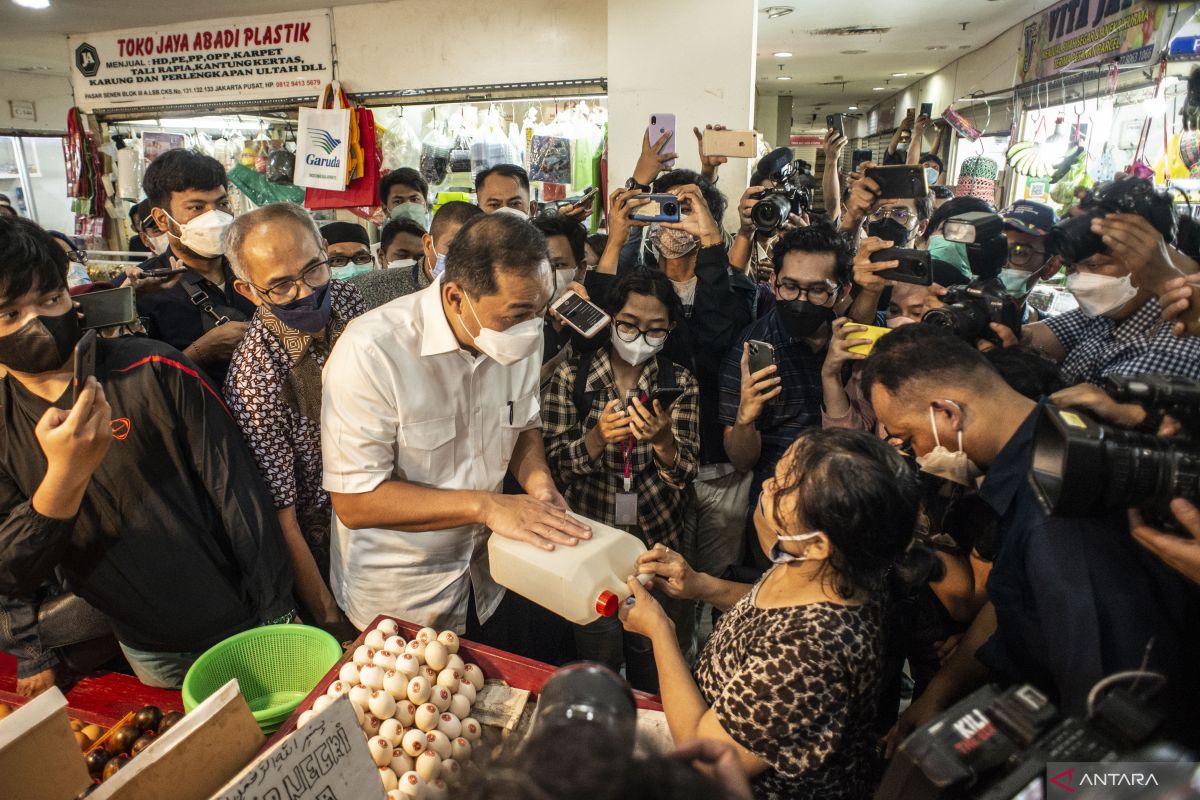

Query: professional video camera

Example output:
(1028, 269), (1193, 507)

(875, 681), (1193, 800)
(751, 152), (816, 234)
(1030, 374), (1200, 518)
(922, 211), (1022, 346)
(1046, 178), (1177, 264)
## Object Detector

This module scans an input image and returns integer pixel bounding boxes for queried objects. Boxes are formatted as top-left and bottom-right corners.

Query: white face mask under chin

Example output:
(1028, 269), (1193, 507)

(915, 405), (983, 487)
(1066, 271), (1138, 317)
(460, 293), (544, 366)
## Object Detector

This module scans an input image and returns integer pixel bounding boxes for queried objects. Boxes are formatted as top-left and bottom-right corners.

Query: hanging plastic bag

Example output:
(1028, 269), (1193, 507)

(419, 122), (452, 185)
(471, 108), (518, 178)
(305, 106), (381, 210)
(295, 81), (353, 191)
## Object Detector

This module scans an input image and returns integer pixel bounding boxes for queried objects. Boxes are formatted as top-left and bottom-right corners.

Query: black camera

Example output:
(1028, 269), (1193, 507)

(943, 211), (1008, 281)
(922, 278), (1023, 346)
(751, 158), (815, 234)
(1046, 178), (1177, 264)
(1030, 374), (1200, 518)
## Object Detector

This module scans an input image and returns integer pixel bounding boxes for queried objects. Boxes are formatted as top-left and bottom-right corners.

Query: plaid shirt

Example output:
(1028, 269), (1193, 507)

(542, 348), (700, 550)
(1044, 298), (1200, 386)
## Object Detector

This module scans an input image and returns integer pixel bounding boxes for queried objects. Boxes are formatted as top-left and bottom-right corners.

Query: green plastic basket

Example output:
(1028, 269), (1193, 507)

(182, 625), (341, 734)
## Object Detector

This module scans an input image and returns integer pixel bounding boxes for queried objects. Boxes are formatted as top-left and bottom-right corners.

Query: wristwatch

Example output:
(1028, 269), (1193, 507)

(625, 177), (651, 192)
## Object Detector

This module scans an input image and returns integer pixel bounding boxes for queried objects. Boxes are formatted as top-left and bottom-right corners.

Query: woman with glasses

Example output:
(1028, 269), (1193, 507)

(47, 230), (92, 288)
(542, 268), (700, 692)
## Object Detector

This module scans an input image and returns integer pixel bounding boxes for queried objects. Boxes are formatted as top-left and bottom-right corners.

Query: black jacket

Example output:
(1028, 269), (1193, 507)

(0, 337), (294, 652)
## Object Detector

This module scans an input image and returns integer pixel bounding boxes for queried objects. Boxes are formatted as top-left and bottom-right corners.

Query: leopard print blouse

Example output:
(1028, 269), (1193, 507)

(693, 581), (884, 800)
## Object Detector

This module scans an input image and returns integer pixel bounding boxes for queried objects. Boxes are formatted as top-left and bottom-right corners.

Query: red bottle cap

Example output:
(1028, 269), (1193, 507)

(596, 591), (619, 617)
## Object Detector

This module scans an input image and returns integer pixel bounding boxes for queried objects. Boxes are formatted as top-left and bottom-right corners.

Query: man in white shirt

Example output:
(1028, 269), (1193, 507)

(321, 213), (590, 642)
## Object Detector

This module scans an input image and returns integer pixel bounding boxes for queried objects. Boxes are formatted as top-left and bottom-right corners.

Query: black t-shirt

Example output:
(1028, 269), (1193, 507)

(0, 336), (294, 652)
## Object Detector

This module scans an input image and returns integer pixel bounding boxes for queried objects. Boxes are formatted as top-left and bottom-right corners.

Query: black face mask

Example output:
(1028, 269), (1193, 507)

(867, 218), (913, 247)
(0, 308), (82, 374)
(777, 299), (835, 339)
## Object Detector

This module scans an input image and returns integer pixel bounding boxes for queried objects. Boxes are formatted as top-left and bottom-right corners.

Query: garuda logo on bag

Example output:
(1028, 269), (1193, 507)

(309, 128), (342, 156)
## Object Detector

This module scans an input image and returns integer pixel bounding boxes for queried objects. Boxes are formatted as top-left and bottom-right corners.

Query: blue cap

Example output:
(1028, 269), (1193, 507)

(1002, 200), (1057, 237)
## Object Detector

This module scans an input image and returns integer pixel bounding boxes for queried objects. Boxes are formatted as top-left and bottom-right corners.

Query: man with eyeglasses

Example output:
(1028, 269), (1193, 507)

(997, 200), (1061, 320)
(319, 221), (376, 281)
(718, 223), (854, 567)
(224, 204), (367, 642)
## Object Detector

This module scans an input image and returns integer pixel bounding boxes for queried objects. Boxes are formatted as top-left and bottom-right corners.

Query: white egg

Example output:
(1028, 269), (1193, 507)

(397, 771), (425, 798)
(384, 635), (407, 654)
(297, 709), (314, 727)
(420, 665), (439, 685)
(368, 736), (393, 767)
(416, 749), (442, 781)
(365, 629), (388, 650)
(436, 713), (461, 740)
(454, 680), (476, 704)
(436, 630), (460, 654)
(353, 645), (375, 667)
(404, 639), (426, 663)
(462, 663), (485, 691)
(446, 654), (466, 674)
(339, 661), (361, 686)
(374, 649), (399, 671)
(451, 737), (472, 761)
(384, 669), (409, 699)
(349, 684), (373, 710)
(460, 717), (482, 742)
(440, 758), (461, 786)
(414, 702), (439, 732)
(394, 700), (417, 727)
(423, 641), (449, 671)
(379, 718), (405, 746)
(370, 690), (397, 720)
(429, 686), (453, 713)
(326, 680), (350, 698)
(312, 695), (334, 714)
(375, 618), (400, 638)
(401, 728), (427, 757)
(378, 766), (399, 792)
(361, 713), (382, 738)
(395, 653), (422, 679)
(389, 748), (414, 775)
(448, 693), (471, 720)
(435, 668), (459, 693)
(406, 675), (432, 705)
(426, 777), (448, 800)
(359, 664), (385, 691)
(388, 791), (404, 800)
(416, 627), (438, 645)
(424, 730), (451, 759)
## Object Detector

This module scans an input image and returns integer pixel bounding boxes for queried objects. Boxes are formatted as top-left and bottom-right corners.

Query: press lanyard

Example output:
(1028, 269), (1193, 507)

(622, 433), (634, 493)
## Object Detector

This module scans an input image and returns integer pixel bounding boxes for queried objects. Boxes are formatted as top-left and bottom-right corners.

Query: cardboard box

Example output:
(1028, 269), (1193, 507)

(0, 687), (92, 799)
(91, 679), (262, 800)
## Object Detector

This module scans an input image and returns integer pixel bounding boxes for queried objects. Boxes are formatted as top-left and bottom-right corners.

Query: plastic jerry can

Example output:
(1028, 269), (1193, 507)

(488, 515), (650, 626)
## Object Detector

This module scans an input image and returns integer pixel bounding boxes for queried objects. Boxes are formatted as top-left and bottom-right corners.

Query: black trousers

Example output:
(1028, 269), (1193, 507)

(464, 585), (577, 667)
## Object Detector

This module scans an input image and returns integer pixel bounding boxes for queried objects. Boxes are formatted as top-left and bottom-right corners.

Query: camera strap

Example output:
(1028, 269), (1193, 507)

(182, 273), (247, 330)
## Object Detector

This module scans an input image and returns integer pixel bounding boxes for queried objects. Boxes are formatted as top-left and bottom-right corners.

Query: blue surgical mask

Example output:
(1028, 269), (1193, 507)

(924, 167), (940, 186)
(768, 531), (824, 565)
(430, 252), (447, 278)
(999, 268), (1035, 301)
(267, 282), (333, 334)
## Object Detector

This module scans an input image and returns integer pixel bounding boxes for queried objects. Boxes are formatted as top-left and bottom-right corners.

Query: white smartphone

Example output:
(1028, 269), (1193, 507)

(551, 290), (611, 338)
(648, 113), (677, 169)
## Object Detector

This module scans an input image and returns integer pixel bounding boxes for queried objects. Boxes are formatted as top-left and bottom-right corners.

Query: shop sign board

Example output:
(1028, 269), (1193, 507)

(67, 10), (334, 113)
(1019, 0), (1173, 84)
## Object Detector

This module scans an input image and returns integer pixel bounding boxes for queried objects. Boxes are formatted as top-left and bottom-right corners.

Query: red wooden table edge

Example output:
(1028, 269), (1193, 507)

(262, 614), (662, 751)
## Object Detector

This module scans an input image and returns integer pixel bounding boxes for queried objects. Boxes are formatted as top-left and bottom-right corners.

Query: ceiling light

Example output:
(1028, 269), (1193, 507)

(773, 51), (793, 58)
(12, 0), (50, 8)
(926, 45), (948, 51)
(776, 76), (793, 81)
(764, 6), (794, 18)
(891, 72), (907, 78)
(873, 86), (886, 91)
(848, 106), (858, 110)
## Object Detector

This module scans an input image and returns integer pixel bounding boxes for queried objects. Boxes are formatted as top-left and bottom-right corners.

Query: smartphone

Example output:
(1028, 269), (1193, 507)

(870, 247), (933, 286)
(846, 324), (893, 356)
(140, 266), (187, 278)
(866, 165), (929, 199)
(919, 102), (933, 119)
(76, 285), (138, 331)
(550, 290), (611, 338)
(630, 193), (682, 223)
(648, 113), (677, 169)
(852, 149), (873, 172)
(826, 114), (845, 138)
(651, 386), (686, 409)
(702, 128), (758, 158)
(572, 186), (599, 206)
(72, 329), (98, 405)
(747, 339), (776, 374)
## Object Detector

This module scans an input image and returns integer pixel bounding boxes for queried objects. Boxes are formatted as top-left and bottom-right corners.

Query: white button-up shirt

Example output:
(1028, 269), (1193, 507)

(321, 278), (542, 632)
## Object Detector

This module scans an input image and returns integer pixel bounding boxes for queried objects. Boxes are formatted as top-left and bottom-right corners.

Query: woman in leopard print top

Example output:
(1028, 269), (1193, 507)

(621, 429), (919, 799)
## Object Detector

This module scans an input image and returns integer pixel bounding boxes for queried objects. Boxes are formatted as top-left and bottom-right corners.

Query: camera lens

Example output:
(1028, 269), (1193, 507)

(663, 202), (678, 216)
(751, 192), (791, 233)
(922, 302), (989, 341)
(1046, 209), (1105, 264)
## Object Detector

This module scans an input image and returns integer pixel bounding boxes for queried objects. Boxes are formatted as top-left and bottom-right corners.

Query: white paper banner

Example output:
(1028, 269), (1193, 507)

(68, 10), (334, 113)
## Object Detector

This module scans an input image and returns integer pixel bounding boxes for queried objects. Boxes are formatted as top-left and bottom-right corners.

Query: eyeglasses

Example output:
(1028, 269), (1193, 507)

(67, 249), (88, 265)
(327, 253), (374, 269)
(614, 320), (671, 346)
(1007, 243), (1048, 268)
(775, 279), (838, 305)
(251, 258), (332, 304)
(869, 207), (915, 226)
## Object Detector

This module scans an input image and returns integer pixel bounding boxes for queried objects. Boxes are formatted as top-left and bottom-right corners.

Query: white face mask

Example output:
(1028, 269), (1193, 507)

(164, 209), (234, 259)
(610, 326), (663, 367)
(915, 404), (982, 487)
(553, 267), (579, 302)
(491, 206), (529, 220)
(1066, 271), (1138, 318)
(768, 531), (823, 565)
(146, 231), (169, 256)
(388, 258), (418, 271)
(460, 293), (544, 365)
